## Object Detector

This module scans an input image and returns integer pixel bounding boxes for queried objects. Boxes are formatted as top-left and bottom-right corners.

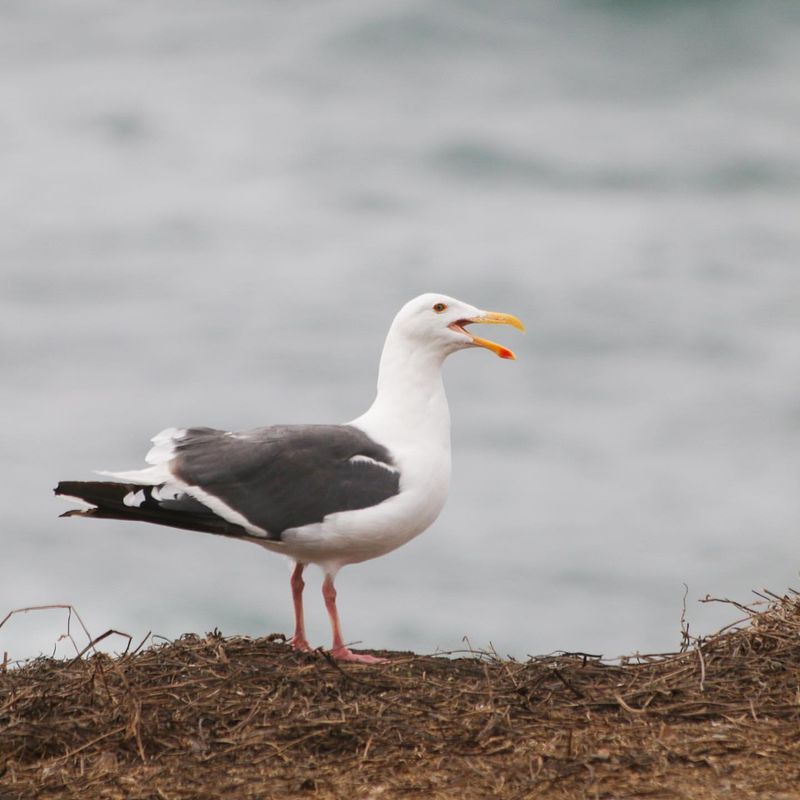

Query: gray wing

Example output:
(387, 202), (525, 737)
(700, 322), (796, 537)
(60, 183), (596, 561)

(171, 424), (401, 539)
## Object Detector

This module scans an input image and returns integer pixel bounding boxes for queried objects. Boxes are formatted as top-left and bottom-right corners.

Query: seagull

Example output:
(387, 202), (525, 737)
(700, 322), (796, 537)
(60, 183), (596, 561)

(55, 293), (524, 663)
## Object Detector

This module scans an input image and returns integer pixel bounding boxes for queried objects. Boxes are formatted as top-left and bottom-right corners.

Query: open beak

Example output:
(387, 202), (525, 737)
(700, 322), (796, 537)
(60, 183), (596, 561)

(449, 311), (525, 360)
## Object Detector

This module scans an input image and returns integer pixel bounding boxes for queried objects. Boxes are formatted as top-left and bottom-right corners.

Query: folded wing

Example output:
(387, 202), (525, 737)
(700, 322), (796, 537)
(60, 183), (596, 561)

(57, 424), (402, 541)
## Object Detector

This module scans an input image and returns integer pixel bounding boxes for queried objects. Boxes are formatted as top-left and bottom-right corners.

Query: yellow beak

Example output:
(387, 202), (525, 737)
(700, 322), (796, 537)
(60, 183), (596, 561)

(465, 311), (525, 360)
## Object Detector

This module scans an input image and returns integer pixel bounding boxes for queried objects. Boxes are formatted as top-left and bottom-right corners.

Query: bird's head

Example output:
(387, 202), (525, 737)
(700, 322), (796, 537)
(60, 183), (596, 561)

(391, 293), (525, 360)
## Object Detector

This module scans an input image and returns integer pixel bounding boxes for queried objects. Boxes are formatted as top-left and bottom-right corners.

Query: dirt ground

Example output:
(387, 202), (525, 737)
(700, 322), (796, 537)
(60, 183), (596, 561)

(2, 592), (800, 799)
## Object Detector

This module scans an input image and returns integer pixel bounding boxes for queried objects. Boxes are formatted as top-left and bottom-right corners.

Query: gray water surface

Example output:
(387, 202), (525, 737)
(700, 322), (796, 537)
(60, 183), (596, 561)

(2, 0), (799, 662)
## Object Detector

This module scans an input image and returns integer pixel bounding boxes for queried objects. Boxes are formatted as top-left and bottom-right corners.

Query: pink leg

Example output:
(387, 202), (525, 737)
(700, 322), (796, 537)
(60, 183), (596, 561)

(289, 562), (312, 652)
(322, 574), (387, 664)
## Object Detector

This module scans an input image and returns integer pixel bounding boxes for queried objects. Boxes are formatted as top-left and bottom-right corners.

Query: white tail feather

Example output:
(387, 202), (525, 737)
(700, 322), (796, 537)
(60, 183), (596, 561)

(95, 463), (173, 485)
(145, 427), (186, 465)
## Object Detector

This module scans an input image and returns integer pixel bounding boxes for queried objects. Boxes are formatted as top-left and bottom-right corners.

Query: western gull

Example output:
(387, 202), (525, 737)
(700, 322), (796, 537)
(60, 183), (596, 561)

(55, 293), (524, 663)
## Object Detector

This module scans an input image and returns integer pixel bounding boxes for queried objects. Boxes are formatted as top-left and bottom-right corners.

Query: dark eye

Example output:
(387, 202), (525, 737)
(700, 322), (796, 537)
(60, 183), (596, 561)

(433, 302), (447, 313)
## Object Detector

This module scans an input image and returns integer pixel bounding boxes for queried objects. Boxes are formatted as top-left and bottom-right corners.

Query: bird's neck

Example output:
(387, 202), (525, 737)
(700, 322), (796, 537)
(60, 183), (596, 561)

(352, 333), (451, 446)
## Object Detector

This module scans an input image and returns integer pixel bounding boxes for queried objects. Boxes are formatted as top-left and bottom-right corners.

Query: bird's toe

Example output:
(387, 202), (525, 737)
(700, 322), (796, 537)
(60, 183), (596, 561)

(330, 646), (388, 664)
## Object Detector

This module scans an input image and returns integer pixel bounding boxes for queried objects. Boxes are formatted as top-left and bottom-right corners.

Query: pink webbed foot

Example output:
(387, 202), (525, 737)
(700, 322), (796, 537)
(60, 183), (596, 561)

(321, 574), (387, 664)
(289, 636), (313, 653)
(330, 646), (388, 664)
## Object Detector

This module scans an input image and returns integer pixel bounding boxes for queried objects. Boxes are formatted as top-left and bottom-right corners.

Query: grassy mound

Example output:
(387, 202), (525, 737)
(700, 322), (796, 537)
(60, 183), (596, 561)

(2, 593), (800, 798)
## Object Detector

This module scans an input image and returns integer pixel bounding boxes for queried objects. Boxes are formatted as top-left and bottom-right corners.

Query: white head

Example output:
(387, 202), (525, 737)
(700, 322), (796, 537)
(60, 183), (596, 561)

(387, 293), (525, 361)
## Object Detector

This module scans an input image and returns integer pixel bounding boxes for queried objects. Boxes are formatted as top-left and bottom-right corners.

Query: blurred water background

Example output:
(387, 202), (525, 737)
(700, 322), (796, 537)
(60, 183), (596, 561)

(2, 0), (799, 662)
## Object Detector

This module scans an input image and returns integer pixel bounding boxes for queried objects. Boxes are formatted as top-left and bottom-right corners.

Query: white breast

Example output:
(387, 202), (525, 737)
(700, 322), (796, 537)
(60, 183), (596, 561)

(277, 434), (451, 571)
(271, 316), (456, 571)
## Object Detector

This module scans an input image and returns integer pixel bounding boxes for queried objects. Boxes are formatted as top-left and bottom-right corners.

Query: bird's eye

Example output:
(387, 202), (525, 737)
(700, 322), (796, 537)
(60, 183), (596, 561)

(433, 302), (447, 313)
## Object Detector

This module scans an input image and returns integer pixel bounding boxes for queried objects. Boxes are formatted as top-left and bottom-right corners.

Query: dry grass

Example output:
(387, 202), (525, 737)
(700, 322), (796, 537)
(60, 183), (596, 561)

(2, 592), (800, 799)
